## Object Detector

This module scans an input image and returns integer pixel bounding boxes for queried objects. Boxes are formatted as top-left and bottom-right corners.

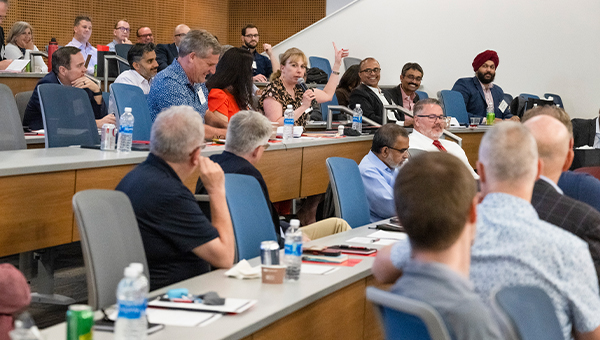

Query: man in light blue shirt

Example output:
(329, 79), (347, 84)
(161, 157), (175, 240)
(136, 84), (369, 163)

(358, 124), (409, 222)
(372, 122), (600, 340)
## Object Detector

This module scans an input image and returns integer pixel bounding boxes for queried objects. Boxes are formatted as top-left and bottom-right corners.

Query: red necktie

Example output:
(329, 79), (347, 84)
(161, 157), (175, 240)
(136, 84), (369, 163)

(432, 140), (447, 152)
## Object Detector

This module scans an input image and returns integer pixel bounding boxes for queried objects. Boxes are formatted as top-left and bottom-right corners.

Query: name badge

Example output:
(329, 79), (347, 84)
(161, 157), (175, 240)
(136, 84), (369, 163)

(499, 100), (508, 113)
(252, 61), (257, 70)
(198, 89), (206, 104)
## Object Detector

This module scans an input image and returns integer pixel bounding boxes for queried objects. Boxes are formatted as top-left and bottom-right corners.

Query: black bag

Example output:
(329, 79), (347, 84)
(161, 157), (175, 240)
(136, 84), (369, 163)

(510, 96), (555, 118)
(306, 67), (328, 84)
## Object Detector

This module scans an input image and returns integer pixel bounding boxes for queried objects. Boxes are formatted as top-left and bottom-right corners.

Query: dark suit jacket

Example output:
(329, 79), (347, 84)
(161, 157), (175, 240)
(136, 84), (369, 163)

(558, 171), (600, 213)
(0, 26), (4, 62)
(156, 43), (178, 72)
(196, 151), (282, 244)
(348, 84), (400, 124)
(383, 85), (420, 121)
(451, 76), (512, 119)
(532, 179), (600, 285)
(572, 118), (596, 148)
(23, 72), (107, 130)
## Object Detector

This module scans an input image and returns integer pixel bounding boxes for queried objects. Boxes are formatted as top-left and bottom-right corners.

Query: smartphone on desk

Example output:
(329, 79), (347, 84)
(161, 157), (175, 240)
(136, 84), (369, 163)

(94, 319), (164, 335)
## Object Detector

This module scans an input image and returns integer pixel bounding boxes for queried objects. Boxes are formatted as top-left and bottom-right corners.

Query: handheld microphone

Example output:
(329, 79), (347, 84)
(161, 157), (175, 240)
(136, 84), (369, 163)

(297, 78), (310, 92)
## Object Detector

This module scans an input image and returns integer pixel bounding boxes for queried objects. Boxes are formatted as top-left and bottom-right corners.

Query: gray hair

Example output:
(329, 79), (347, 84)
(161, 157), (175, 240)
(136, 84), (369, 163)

(150, 105), (205, 163)
(413, 98), (443, 116)
(178, 29), (220, 59)
(7, 21), (33, 45)
(225, 110), (272, 155)
(479, 121), (538, 184)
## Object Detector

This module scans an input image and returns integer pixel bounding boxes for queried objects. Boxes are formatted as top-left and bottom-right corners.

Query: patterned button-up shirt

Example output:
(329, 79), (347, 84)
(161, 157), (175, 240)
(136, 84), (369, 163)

(147, 59), (208, 121)
(391, 193), (600, 340)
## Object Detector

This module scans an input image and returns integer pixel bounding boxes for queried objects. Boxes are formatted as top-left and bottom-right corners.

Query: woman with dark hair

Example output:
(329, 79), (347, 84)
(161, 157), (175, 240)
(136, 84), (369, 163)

(335, 64), (360, 106)
(206, 47), (254, 123)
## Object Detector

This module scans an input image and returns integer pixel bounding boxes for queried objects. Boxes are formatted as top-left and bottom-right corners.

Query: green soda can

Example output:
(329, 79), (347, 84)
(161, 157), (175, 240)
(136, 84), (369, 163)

(486, 111), (495, 125)
(66, 304), (94, 340)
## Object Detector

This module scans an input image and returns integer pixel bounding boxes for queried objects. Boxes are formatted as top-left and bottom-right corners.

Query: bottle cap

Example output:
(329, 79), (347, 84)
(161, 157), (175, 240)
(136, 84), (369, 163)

(124, 266), (137, 278)
(287, 105), (293, 109)
(124, 107), (132, 113)
(290, 219), (300, 228)
(355, 104), (361, 108)
(129, 263), (144, 276)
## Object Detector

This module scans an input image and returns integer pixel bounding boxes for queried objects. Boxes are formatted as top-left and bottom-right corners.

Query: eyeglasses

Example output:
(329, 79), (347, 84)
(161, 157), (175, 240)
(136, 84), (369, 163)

(387, 146), (409, 154)
(404, 74), (422, 82)
(262, 143), (270, 150)
(416, 114), (446, 121)
(360, 68), (381, 74)
(189, 143), (207, 156)
(244, 34), (260, 39)
(138, 33), (153, 38)
(174, 33), (186, 37)
(116, 27), (130, 33)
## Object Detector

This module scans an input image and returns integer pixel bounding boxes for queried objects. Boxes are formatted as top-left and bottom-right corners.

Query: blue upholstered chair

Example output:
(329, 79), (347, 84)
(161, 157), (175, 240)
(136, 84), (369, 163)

(309, 56), (332, 77)
(38, 84), (100, 148)
(415, 90), (429, 100)
(110, 83), (153, 141)
(494, 286), (563, 340)
(325, 157), (371, 228)
(367, 287), (451, 340)
(320, 93), (339, 121)
(544, 93), (564, 108)
(224, 174), (279, 261)
(520, 93), (539, 99)
(438, 90), (469, 125)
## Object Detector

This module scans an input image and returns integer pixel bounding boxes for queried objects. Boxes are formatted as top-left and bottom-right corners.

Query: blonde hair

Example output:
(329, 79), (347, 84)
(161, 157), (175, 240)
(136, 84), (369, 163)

(7, 21), (33, 45)
(270, 47), (308, 82)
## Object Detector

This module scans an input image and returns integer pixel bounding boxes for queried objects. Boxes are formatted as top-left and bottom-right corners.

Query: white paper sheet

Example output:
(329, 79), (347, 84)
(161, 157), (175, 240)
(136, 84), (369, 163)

(301, 264), (339, 275)
(346, 237), (397, 246)
(368, 230), (408, 240)
(147, 308), (221, 327)
(149, 297), (256, 314)
(6, 60), (30, 71)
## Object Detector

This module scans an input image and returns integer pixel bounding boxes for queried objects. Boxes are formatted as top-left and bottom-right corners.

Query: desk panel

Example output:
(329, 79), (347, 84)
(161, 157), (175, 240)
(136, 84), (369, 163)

(300, 140), (371, 197)
(453, 131), (484, 168)
(253, 279), (366, 340)
(0, 75), (42, 94)
(256, 148), (302, 202)
(73, 165), (137, 241)
(0, 171), (75, 257)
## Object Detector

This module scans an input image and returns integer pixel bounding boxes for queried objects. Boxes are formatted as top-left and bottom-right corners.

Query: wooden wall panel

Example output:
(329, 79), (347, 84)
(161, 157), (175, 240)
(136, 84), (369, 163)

(228, 0), (326, 53)
(2, 0), (322, 52)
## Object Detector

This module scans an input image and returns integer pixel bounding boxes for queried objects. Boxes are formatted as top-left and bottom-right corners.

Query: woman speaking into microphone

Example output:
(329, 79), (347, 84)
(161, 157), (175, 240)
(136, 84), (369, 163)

(259, 42), (348, 127)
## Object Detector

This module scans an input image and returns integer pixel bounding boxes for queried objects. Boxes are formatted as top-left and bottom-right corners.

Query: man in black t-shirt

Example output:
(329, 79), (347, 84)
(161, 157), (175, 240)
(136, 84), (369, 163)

(116, 105), (234, 290)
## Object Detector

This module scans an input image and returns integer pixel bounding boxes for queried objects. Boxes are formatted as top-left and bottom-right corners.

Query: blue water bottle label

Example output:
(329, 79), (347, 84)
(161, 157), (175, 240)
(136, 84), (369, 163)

(119, 125), (133, 134)
(284, 118), (294, 125)
(284, 243), (302, 256)
(117, 300), (144, 319)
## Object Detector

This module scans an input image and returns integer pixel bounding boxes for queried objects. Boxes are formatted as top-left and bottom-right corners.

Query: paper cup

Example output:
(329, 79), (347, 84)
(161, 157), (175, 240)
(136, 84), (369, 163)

(261, 265), (286, 284)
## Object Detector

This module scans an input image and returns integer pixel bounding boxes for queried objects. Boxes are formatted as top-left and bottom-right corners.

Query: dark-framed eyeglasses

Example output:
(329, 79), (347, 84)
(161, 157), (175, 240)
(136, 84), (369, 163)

(416, 114), (446, 121)
(174, 33), (187, 38)
(387, 146), (409, 154)
(360, 68), (381, 74)
(244, 34), (259, 39)
(116, 27), (130, 33)
(404, 74), (422, 82)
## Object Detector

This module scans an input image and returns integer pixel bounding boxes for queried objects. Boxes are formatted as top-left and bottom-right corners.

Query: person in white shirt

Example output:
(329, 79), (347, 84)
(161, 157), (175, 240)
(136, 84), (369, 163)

(66, 16), (96, 75)
(107, 19), (132, 52)
(410, 98), (479, 179)
(109, 43), (158, 115)
(3, 21), (47, 72)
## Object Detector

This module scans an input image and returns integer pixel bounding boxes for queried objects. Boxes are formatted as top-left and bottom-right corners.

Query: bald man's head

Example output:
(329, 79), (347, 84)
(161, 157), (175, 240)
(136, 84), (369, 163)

(524, 115), (572, 179)
(174, 24), (190, 46)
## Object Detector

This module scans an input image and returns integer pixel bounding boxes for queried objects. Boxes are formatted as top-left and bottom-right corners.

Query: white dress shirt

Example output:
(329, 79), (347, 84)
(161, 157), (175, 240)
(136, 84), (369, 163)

(366, 85), (396, 121)
(3, 43), (48, 72)
(409, 129), (479, 179)
(66, 37), (97, 75)
(108, 70), (152, 115)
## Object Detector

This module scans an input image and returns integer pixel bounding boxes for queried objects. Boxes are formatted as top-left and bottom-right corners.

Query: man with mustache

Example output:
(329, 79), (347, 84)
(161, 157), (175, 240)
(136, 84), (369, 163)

(383, 62), (423, 127)
(452, 50), (518, 122)
(409, 98), (479, 179)
(109, 43), (158, 115)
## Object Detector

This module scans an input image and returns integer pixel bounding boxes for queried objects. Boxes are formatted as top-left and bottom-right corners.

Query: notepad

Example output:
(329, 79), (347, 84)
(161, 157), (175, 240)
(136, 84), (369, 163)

(148, 297), (256, 314)
(368, 230), (408, 240)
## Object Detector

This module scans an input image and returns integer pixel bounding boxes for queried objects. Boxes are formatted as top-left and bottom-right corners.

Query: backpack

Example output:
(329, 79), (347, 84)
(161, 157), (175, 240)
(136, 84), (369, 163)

(306, 68), (328, 84)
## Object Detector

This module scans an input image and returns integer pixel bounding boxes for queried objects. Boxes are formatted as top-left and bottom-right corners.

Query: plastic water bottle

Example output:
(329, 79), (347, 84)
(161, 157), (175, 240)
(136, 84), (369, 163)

(352, 104), (363, 133)
(283, 105), (294, 142)
(284, 219), (302, 281)
(118, 107), (134, 152)
(114, 266), (147, 340)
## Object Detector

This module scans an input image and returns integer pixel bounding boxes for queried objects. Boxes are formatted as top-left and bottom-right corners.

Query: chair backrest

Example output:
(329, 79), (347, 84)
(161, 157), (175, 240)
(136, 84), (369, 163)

(343, 57), (361, 70)
(38, 84), (100, 148)
(110, 83), (153, 141)
(325, 157), (371, 228)
(115, 44), (132, 72)
(494, 286), (563, 340)
(415, 90), (428, 100)
(439, 90), (469, 125)
(366, 287), (451, 340)
(72, 189), (149, 311)
(503, 93), (514, 106)
(224, 174), (278, 261)
(320, 93), (339, 121)
(15, 90), (33, 124)
(0, 84), (27, 151)
(544, 93), (563, 108)
(574, 166), (600, 181)
(309, 56), (332, 77)
(519, 93), (539, 99)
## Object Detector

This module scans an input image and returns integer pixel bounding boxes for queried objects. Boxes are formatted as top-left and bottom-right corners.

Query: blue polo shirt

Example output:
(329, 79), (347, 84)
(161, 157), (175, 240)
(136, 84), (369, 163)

(147, 59), (209, 121)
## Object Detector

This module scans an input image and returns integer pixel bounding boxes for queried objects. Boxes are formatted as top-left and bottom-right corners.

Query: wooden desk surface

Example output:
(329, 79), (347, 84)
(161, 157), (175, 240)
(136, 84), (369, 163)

(41, 224), (390, 340)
